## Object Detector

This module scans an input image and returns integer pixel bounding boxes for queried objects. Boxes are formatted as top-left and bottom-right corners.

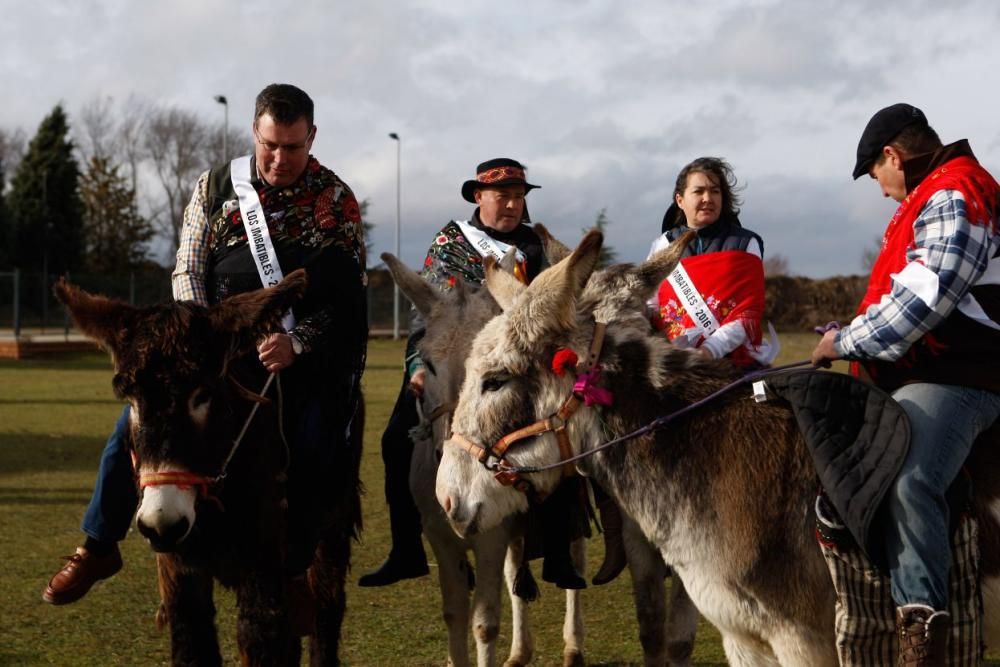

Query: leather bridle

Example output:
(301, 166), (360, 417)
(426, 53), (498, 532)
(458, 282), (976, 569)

(136, 372), (287, 504)
(448, 322), (608, 496)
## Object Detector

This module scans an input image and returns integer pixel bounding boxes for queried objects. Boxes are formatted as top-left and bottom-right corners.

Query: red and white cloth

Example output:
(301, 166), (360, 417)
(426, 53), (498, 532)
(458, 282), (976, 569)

(652, 249), (778, 367)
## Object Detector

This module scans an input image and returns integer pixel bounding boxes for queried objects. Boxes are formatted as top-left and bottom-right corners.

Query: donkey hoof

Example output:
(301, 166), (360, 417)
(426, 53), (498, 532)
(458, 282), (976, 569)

(563, 650), (585, 667)
(504, 655), (530, 667)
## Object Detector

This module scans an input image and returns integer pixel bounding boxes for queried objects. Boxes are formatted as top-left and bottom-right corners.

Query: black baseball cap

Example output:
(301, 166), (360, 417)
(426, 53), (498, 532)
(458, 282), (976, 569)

(852, 103), (928, 180)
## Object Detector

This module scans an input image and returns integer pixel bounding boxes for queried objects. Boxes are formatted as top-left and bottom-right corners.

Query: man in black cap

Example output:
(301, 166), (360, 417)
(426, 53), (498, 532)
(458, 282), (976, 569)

(813, 104), (1000, 665)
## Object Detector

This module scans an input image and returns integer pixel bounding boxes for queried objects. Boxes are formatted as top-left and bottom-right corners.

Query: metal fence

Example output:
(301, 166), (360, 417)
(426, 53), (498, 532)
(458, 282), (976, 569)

(0, 267), (410, 338)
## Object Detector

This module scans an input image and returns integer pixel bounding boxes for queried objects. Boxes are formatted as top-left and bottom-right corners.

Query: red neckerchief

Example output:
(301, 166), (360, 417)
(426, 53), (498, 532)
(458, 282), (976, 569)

(655, 250), (765, 366)
(853, 156), (999, 379)
(860, 156), (998, 313)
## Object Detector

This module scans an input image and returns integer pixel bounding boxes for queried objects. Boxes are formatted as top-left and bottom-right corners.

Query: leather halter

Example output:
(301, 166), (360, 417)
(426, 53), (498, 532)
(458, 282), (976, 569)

(448, 322), (608, 495)
(135, 372), (281, 501)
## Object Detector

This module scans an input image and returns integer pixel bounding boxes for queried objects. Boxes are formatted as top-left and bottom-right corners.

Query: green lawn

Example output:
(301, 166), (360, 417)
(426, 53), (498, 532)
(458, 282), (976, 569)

(0, 335), (868, 665)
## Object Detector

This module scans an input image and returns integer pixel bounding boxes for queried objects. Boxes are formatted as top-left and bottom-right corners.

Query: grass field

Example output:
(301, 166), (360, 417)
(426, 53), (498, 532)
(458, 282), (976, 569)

(1, 335), (840, 665)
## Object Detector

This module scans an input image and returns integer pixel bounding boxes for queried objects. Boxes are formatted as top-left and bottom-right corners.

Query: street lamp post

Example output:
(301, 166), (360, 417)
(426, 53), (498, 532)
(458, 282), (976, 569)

(388, 132), (401, 340)
(214, 95), (228, 163)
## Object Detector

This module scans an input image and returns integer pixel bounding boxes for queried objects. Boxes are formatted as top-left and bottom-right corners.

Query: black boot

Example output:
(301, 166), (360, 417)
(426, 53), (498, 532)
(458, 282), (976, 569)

(539, 483), (586, 590)
(358, 549), (429, 587)
(592, 494), (627, 585)
(358, 500), (428, 587)
(541, 547), (586, 590)
(360, 381), (430, 588)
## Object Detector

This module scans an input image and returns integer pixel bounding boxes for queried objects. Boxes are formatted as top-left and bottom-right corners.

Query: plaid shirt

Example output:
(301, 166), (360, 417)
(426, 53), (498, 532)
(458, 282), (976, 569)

(171, 170), (213, 305)
(836, 189), (997, 361)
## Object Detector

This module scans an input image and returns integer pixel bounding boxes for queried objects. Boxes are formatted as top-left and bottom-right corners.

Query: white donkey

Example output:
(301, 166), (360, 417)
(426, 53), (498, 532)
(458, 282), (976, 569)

(385, 232), (699, 666)
(384, 251), (584, 667)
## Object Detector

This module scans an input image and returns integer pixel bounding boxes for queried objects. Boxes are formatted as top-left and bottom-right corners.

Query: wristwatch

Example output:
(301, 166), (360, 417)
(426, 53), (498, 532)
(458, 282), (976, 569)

(288, 332), (304, 355)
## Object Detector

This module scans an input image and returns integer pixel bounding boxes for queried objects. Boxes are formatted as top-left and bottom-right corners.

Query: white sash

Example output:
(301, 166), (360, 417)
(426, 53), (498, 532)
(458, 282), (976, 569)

(231, 155), (295, 331)
(453, 219), (526, 264)
(666, 261), (720, 339)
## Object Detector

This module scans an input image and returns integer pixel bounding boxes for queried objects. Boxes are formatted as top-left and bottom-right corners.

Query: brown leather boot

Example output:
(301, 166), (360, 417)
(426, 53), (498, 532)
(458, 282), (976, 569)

(42, 545), (123, 605)
(896, 603), (950, 667)
(592, 496), (626, 585)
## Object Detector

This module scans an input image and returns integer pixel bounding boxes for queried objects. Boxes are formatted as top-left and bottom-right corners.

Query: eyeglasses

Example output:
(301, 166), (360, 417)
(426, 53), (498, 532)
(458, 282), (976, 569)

(254, 127), (314, 154)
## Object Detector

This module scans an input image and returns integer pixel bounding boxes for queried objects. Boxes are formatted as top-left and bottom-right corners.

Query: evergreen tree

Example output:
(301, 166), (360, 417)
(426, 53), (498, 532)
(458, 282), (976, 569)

(7, 106), (84, 273)
(79, 155), (153, 273)
(589, 208), (618, 268)
(0, 165), (7, 266)
(359, 198), (375, 262)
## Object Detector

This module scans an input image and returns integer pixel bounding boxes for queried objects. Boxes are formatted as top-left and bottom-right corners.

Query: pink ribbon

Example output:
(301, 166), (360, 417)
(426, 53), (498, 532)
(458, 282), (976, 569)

(573, 367), (614, 406)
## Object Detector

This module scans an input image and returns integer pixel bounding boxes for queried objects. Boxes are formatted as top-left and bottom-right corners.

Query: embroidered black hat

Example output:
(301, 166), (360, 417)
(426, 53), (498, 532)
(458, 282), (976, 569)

(461, 158), (540, 203)
(852, 103), (928, 180)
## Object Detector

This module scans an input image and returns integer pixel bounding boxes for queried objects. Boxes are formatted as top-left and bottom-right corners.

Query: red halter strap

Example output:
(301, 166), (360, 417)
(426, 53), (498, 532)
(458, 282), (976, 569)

(139, 470), (214, 498)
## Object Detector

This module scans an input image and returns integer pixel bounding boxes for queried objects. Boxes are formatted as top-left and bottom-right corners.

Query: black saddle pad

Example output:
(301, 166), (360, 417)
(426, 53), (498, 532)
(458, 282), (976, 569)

(763, 370), (910, 568)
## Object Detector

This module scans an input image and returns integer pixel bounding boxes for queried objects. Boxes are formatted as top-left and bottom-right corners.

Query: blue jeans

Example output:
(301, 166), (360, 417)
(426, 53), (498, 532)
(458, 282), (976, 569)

(883, 383), (1000, 610)
(81, 406), (138, 544)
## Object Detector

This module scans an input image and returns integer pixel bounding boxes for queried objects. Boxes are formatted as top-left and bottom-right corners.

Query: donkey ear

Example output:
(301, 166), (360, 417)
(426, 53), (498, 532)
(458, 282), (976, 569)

(532, 222), (571, 266)
(484, 255), (525, 311)
(635, 230), (695, 297)
(209, 269), (308, 337)
(506, 229), (603, 347)
(585, 229), (697, 322)
(382, 252), (440, 319)
(54, 278), (137, 356)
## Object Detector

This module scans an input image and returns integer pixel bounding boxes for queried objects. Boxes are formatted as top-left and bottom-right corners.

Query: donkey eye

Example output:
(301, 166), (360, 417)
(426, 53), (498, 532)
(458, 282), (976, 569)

(190, 388), (212, 408)
(481, 374), (510, 393)
(423, 359), (437, 376)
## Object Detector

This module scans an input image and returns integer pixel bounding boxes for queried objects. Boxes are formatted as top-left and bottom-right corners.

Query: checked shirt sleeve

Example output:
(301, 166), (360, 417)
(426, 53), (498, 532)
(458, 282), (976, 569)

(171, 171), (212, 306)
(836, 190), (995, 361)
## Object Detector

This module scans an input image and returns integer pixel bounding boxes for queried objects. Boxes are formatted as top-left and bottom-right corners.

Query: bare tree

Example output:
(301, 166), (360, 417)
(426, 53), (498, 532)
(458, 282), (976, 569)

(763, 253), (789, 277)
(118, 95), (150, 194)
(144, 106), (212, 255)
(861, 235), (882, 273)
(77, 96), (117, 163)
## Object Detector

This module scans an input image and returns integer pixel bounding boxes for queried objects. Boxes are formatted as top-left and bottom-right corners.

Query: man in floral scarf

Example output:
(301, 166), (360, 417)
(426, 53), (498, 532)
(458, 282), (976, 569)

(812, 104), (1000, 665)
(43, 84), (367, 606)
(361, 158), (590, 590)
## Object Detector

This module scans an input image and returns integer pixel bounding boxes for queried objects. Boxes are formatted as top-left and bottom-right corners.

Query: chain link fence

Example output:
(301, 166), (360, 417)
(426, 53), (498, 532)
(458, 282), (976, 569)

(0, 267), (410, 338)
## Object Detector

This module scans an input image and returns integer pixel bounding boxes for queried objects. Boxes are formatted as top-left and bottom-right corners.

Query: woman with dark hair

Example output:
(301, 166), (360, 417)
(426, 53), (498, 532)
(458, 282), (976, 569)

(593, 158), (780, 587)
(648, 157), (778, 366)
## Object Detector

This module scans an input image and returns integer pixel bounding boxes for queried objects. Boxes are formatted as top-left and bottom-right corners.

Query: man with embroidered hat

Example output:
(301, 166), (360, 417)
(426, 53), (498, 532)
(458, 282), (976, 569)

(361, 158), (593, 589)
(812, 103), (1000, 665)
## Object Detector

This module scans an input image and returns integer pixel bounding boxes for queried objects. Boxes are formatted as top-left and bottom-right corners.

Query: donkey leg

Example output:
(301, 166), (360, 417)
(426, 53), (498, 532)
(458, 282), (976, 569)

(769, 628), (837, 667)
(235, 563), (294, 666)
(622, 516), (670, 666)
(721, 633), (780, 667)
(503, 537), (534, 667)
(561, 537), (586, 667)
(472, 534), (508, 667)
(308, 526), (352, 667)
(427, 531), (473, 667)
(664, 575), (699, 667)
(157, 554), (222, 667)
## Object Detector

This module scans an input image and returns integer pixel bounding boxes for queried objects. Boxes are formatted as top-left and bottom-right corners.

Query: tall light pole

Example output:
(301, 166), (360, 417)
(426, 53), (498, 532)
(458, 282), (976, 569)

(388, 132), (401, 340)
(214, 95), (228, 163)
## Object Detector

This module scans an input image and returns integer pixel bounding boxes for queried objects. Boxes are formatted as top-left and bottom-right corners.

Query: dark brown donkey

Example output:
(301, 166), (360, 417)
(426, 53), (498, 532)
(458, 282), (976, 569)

(56, 270), (363, 666)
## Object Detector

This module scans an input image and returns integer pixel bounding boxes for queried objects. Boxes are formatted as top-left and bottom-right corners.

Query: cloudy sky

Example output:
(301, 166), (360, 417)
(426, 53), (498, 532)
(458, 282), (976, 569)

(5, 0), (1000, 277)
